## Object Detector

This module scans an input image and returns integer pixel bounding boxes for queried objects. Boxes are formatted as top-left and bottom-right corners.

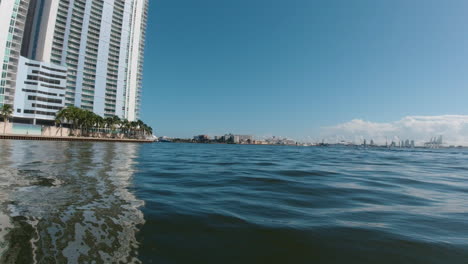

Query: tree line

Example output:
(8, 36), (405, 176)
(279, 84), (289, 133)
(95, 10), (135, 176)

(55, 106), (153, 138)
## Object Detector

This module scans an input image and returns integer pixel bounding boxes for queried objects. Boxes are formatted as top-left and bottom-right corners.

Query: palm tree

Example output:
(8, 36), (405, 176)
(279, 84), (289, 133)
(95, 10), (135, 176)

(121, 119), (130, 137)
(136, 119), (145, 138)
(55, 108), (67, 126)
(112, 115), (121, 137)
(55, 108), (69, 136)
(65, 106), (81, 135)
(81, 111), (92, 136)
(104, 117), (113, 136)
(103, 116), (121, 137)
(94, 115), (104, 137)
(141, 121), (153, 138)
(129, 121), (138, 138)
(0, 104), (13, 134)
(142, 124), (150, 137)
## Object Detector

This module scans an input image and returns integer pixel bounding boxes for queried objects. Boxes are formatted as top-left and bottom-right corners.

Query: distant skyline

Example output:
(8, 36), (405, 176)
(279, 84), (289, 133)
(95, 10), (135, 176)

(322, 115), (468, 146)
(140, 0), (468, 141)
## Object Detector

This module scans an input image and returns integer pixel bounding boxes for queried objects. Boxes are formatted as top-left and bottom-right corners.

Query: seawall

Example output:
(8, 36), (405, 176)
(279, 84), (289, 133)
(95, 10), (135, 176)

(0, 134), (154, 143)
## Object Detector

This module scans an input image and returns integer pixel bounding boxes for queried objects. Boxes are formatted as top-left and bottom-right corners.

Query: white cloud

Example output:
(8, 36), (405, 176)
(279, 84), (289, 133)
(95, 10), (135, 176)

(321, 115), (468, 146)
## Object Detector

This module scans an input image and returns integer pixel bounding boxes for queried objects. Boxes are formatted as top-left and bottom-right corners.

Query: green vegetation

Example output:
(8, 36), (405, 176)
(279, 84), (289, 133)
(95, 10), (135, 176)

(0, 104), (13, 134)
(55, 106), (153, 139)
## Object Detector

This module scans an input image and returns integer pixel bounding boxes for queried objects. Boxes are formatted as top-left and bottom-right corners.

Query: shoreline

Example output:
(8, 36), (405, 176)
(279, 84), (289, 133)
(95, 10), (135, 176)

(158, 141), (468, 149)
(0, 134), (155, 143)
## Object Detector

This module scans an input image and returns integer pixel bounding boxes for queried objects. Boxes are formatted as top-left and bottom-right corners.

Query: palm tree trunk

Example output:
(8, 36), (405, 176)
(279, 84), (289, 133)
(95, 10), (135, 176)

(3, 118), (7, 134)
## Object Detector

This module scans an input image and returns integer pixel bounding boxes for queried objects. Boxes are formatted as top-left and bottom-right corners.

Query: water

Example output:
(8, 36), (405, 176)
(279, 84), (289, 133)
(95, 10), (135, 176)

(0, 141), (468, 263)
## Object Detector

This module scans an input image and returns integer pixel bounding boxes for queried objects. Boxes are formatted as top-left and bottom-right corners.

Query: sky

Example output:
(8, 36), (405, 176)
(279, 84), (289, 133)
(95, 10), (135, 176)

(140, 0), (468, 143)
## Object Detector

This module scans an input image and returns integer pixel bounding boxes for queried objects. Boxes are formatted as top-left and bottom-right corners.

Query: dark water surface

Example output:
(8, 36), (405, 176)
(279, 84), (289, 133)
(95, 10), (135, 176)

(1, 141), (468, 263)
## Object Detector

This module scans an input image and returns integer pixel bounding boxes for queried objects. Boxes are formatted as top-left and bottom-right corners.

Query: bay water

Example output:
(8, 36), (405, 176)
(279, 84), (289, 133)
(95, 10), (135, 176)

(0, 141), (467, 263)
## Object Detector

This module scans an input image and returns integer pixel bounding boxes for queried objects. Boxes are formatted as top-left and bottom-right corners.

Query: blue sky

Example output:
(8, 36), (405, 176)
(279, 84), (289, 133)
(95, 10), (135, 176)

(140, 0), (468, 140)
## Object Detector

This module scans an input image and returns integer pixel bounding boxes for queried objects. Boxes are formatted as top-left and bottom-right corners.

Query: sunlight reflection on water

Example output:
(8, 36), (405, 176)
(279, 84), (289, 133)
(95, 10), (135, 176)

(0, 141), (144, 264)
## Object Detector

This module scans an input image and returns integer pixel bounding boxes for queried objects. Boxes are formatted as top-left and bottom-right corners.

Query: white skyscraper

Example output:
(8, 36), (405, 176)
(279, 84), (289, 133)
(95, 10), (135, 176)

(0, 0), (148, 124)
(0, 0), (32, 107)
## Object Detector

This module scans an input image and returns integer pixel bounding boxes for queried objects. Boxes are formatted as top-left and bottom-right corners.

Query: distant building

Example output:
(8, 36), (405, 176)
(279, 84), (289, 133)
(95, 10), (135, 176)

(221, 134), (234, 143)
(424, 136), (443, 148)
(264, 136), (297, 145)
(193, 135), (210, 142)
(237, 135), (253, 143)
(217, 134), (253, 144)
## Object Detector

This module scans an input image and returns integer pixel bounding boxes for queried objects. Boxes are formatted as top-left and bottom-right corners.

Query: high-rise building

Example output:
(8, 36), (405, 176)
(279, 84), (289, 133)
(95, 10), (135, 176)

(0, 0), (32, 107)
(0, 0), (148, 123)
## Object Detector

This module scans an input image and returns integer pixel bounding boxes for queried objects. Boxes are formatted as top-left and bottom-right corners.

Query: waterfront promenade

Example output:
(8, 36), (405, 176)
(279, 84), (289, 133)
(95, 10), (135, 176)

(0, 134), (154, 143)
(0, 122), (155, 143)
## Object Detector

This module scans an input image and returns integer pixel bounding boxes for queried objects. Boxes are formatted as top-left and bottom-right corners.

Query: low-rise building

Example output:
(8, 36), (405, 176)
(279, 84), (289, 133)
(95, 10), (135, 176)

(13, 56), (67, 125)
(193, 135), (210, 142)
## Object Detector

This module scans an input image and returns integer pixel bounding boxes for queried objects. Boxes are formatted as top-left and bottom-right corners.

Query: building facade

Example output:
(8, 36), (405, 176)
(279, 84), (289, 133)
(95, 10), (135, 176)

(0, 0), (32, 107)
(0, 0), (148, 123)
(13, 56), (66, 122)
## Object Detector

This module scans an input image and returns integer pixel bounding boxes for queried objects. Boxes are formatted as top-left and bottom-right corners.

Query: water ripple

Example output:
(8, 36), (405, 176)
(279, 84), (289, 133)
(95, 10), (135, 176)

(1, 142), (468, 263)
(0, 141), (144, 264)
(135, 144), (468, 263)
